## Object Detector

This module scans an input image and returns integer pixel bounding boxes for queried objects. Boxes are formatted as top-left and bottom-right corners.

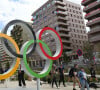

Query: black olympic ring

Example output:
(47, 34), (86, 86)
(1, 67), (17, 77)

(2, 20), (36, 58)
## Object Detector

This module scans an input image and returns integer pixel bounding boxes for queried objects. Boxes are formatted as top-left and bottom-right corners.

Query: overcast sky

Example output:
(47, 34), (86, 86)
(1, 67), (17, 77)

(0, 0), (87, 31)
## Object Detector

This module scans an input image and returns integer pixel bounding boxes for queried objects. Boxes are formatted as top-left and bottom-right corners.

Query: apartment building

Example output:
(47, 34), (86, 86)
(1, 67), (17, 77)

(81, 0), (100, 52)
(11, 24), (46, 69)
(31, 0), (88, 59)
(0, 41), (13, 70)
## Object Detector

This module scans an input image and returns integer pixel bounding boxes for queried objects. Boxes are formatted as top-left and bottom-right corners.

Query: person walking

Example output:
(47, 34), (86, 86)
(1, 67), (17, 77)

(90, 65), (98, 82)
(0, 67), (4, 83)
(51, 69), (59, 89)
(18, 64), (26, 88)
(58, 64), (66, 87)
(78, 67), (90, 90)
(70, 64), (81, 90)
(67, 66), (73, 83)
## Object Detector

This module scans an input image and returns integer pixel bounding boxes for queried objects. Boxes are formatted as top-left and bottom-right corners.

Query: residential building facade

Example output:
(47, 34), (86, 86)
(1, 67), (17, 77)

(81, 0), (100, 53)
(11, 24), (46, 70)
(0, 41), (13, 71)
(31, 0), (88, 59)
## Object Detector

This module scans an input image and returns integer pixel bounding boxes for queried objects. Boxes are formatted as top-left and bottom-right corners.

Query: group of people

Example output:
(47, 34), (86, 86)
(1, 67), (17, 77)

(0, 63), (98, 90)
(51, 64), (98, 90)
(51, 64), (66, 89)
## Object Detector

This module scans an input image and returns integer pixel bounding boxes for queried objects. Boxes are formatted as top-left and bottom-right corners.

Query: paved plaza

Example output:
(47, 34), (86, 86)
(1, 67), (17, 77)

(0, 80), (99, 90)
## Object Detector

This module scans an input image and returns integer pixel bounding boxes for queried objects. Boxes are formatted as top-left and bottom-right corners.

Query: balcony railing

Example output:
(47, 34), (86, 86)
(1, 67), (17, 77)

(82, 0), (95, 5)
(55, 1), (66, 6)
(88, 26), (100, 34)
(83, 0), (100, 12)
(58, 16), (68, 21)
(56, 6), (66, 11)
(89, 35), (100, 42)
(82, 0), (86, 3)
(59, 28), (70, 32)
(60, 33), (70, 37)
(62, 40), (71, 43)
(85, 8), (100, 19)
(57, 11), (67, 16)
(87, 17), (100, 26)
(63, 46), (72, 50)
(85, 8), (100, 17)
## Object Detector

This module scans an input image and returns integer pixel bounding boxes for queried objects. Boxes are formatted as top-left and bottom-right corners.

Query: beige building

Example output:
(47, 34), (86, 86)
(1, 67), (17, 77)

(0, 41), (13, 71)
(81, 0), (100, 53)
(11, 24), (46, 69)
(31, 0), (88, 59)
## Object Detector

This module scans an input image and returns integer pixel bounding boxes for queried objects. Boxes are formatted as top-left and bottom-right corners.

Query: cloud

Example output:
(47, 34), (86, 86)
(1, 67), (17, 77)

(0, 0), (89, 32)
(0, 21), (5, 30)
(69, 0), (81, 4)
(0, 0), (48, 31)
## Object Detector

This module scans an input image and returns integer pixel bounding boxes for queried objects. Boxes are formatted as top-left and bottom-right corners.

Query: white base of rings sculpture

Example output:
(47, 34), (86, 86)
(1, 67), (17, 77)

(0, 20), (63, 90)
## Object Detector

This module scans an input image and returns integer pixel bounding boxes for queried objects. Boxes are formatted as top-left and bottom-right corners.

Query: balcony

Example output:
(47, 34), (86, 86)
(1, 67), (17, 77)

(57, 11), (67, 16)
(85, 8), (100, 19)
(88, 26), (100, 34)
(55, 22), (68, 28)
(62, 40), (71, 44)
(55, 1), (66, 6)
(57, 16), (68, 21)
(60, 33), (70, 37)
(63, 45), (72, 50)
(81, 0), (94, 6)
(59, 28), (70, 32)
(59, 23), (68, 28)
(56, 6), (66, 11)
(83, 1), (100, 12)
(87, 17), (100, 26)
(89, 35), (100, 43)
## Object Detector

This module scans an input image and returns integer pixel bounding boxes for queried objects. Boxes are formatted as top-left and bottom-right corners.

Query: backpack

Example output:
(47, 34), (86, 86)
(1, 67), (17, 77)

(69, 68), (74, 75)
(78, 71), (83, 78)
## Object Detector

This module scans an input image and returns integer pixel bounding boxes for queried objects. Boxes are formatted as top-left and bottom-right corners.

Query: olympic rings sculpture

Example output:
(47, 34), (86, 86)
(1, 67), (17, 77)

(0, 20), (63, 80)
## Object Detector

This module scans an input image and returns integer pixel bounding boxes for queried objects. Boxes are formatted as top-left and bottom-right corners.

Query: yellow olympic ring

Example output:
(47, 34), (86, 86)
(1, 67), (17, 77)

(0, 33), (20, 80)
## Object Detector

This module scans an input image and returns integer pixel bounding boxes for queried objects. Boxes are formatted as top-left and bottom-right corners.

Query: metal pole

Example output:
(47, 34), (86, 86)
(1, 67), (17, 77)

(5, 78), (10, 88)
(37, 78), (40, 90)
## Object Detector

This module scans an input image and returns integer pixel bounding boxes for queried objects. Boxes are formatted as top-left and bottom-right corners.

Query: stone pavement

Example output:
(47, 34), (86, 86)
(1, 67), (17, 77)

(0, 80), (98, 90)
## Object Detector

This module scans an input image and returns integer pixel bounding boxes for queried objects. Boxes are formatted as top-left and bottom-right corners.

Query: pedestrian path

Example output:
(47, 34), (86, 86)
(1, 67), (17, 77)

(0, 80), (99, 90)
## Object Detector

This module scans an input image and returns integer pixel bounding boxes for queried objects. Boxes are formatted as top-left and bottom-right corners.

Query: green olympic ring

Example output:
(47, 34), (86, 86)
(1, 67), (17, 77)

(23, 39), (53, 78)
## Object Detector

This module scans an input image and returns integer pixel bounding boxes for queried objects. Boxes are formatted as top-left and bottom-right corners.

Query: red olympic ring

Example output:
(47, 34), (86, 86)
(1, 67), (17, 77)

(39, 27), (63, 60)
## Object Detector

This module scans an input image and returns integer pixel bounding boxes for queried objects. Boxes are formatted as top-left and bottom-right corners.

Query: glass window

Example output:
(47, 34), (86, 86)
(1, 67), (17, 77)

(55, 26), (59, 31)
(33, 16), (37, 20)
(47, 3), (50, 8)
(43, 7), (46, 11)
(39, 10), (42, 14)
(52, 0), (55, 4)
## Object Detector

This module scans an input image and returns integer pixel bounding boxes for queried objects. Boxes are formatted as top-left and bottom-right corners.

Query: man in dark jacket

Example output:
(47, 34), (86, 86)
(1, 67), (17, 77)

(18, 64), (26, 87)
(58, 64), (66, 87)
(90, 65), (98, 82)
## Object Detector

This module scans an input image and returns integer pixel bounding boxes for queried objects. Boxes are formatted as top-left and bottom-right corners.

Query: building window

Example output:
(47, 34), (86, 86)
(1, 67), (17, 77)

(43, 7), (46, 11)
(47, 3), (51, 8)
(73, 10), (75, 13)
(52, 0), (55, 4)
(80, 16), (82, 19)
(71, 14), (72, 17)
(78, 35), (80, 38)
(33, 16), (36, 19)
(55, 26), (59, 31)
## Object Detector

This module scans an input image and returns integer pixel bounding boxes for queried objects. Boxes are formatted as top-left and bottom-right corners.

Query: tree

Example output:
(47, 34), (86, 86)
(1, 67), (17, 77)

(6, 61), (10, 69)
(62, 51), (70, 65)
(97, 43), (100, 58)
(83, 41), (94, 61)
